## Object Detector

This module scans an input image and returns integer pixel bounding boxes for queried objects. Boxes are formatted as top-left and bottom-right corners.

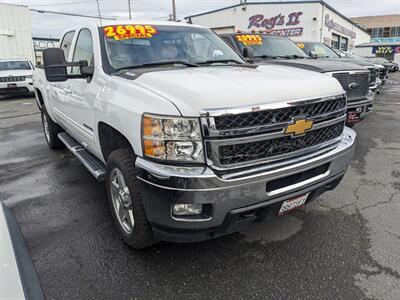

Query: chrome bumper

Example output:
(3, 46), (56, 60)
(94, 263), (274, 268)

(347, 90), (375, 120)
(135, 127), (356, 240)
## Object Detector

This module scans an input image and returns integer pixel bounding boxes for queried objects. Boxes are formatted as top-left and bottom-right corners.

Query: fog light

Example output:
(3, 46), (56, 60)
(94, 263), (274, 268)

(172, 204), (203, 216)
(356, 107), (363, 113)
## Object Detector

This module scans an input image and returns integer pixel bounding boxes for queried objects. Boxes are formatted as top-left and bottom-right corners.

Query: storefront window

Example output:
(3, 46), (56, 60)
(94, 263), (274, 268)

(331, 33), (340, 49)
(339, 36), (348, 51)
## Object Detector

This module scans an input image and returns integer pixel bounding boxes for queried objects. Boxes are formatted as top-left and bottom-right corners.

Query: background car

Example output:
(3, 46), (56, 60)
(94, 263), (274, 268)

(0, 58), (34, 96)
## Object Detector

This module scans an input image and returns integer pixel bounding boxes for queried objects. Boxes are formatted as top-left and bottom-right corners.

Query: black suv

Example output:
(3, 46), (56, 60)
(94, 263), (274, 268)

(221, 33), (375, 124)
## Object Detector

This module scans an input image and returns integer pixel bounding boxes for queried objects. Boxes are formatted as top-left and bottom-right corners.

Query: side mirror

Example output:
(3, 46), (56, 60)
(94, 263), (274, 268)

(43, 48), (68, 82)
(309, 51), (318, 59)
(242, 46), (254, 63)
(43, 48), (93, 82)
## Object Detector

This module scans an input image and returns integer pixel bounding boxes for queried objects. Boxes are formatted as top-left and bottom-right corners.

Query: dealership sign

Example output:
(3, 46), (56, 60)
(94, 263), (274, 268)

(373, 46), (400, 54)
(33, 39), (59, 51)
(324, 14), (356, 39)
(248, 12), (303, 37)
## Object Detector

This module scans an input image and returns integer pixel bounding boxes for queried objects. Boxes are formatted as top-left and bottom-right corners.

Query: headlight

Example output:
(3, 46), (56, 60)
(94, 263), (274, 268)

(142, 114), (204, 163)
(25, 75), (33, 79)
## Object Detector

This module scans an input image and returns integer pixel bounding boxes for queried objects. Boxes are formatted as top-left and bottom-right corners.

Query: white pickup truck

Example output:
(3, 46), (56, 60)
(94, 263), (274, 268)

(34, 21), (356, 249)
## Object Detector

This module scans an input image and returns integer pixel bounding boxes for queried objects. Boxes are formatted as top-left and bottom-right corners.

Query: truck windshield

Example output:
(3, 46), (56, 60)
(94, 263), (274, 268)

(0, 61), (31, 71)
(301, 43), (340, 58)
(234, 34), (308, 59)
(102, 24), (246, 70)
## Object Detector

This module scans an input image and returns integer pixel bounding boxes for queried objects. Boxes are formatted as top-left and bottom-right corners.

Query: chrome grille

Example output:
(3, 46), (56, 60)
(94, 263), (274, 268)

(214, 97), (346, 131)
(201, 94), (347, 170)
(379, 67), (388, 79)
(0, 76), (25, 82)
(368, 68), (377, 85)
(332, 72), (369, 101)
(218, 122), (344, 166)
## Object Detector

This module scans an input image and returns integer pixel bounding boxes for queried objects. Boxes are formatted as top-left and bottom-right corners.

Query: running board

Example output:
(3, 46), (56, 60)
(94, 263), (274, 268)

(58, 132), (106, 181)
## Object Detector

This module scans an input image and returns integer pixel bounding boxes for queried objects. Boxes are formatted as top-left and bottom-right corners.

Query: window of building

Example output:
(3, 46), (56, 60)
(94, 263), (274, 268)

(339, 36), (348, 51)
(371, 28), (384, 38)
(390, 27), (400, 37)
(331, 33), (340, 49)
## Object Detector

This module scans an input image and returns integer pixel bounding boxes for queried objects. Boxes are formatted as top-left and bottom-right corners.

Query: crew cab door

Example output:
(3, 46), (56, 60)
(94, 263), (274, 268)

(54, 28), (97, 147)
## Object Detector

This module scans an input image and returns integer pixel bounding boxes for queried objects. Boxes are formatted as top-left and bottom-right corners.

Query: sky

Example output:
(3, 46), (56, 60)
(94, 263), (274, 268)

(0, 0), (399, 38)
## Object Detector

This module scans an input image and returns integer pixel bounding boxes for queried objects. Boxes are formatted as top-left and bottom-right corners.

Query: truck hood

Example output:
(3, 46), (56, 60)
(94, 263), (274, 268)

(258, 58), (366, 73)
(0, 69), (33, 77)
(133, 65), (343, 116)
(322, 57), (374, 68)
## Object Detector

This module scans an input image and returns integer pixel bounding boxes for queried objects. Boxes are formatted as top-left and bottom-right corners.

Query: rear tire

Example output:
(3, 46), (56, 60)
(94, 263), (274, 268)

(106, 149), (157, 249)
(41, 107), (64, 149)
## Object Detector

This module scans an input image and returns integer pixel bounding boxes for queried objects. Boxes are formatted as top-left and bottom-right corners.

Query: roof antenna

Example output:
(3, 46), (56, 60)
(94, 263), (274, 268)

(96, 0), (103, 27)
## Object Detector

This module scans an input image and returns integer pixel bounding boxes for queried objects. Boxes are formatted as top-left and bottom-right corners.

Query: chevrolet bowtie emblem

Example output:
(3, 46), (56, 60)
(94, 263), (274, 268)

(285, 119), (314, 137)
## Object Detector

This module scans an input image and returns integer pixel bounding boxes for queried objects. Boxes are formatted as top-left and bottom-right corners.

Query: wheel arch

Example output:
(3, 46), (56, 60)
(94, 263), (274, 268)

(98, 122), (136, 162)
(34, 88), (44, 110)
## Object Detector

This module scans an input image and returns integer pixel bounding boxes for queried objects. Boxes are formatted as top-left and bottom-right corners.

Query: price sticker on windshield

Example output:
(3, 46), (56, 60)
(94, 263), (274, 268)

(103, 25), (158, 41)
(235, 34), (263, 46)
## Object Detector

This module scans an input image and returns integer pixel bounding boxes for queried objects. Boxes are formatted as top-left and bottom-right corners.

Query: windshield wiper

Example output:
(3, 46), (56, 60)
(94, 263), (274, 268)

(254, 55), (278, 59)
(115, 60), (199, 71)
(197, 59), (244, 65)
(255, 54), (307, 60)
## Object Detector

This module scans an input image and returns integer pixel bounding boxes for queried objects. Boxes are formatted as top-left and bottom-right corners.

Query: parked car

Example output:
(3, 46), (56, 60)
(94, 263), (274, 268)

(34, 21), (356, 249)
(363, 57), (393, 83)
(0, 58), (34, 96)
(296, 43), (380, 92)
(0, 202), (44, 299)
(221, 33), (373, 124)
(339, 52), (387, 89)
(365, 57), (397, 72)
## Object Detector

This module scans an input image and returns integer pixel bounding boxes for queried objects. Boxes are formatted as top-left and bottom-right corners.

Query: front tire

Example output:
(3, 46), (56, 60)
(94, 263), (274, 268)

(106, 149), (157, 249)
(41, 107), (64, 149)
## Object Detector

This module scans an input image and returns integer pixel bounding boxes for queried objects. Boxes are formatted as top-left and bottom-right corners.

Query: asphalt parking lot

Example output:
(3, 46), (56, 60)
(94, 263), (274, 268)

(1, 73), (400, 299)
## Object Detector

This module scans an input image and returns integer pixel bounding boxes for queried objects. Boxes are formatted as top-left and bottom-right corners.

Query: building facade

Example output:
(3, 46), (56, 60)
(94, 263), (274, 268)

(186, 1), (370, 52)
(0, 4), (35, 63)
(33, 37), (59, 65)
(351, 14), (400, 63)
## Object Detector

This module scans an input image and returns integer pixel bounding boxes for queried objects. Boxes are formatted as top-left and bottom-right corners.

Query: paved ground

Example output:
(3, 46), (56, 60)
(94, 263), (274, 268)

(1, 73), (400, 299)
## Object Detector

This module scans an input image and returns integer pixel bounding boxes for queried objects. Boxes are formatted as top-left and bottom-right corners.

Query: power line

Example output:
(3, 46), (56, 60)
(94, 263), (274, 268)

(24, 0), (95, 7)
(30, 8), (116, 20)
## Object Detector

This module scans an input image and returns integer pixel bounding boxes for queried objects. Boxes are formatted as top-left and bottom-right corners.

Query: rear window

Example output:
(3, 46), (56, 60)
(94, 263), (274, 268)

(0, 61), (31, 71)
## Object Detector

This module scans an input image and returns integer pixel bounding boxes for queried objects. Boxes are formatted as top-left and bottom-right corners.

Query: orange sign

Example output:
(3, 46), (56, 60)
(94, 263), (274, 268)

(296, 43), (305, 49)
(235, 34), (263, 46)
(103, 25), (157, 40)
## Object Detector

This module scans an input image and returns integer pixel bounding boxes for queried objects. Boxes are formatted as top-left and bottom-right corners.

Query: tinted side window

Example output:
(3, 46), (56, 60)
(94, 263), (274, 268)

(222, 37), (234, 47)
(71, 28), (94, 74)
(60, 31), (75, 59)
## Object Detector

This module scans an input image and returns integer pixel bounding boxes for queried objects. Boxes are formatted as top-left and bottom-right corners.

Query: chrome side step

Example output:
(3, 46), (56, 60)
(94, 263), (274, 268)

(58, 132), (106, 181)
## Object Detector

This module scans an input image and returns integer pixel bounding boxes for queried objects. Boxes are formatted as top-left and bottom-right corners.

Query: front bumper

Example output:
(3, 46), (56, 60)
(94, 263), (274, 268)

(346, 89), (375, 123)
(0, 80), (34, 95)
(135, 127), (356, 243)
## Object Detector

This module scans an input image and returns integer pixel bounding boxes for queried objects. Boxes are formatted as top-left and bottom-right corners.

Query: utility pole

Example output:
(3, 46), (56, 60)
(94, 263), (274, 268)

(172, 0), (176, 21)
(128, 0), (132, 20)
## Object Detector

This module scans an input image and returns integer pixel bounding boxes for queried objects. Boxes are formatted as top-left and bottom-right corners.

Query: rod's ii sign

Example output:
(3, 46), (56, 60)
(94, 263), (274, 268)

(248, 12), (303, 37)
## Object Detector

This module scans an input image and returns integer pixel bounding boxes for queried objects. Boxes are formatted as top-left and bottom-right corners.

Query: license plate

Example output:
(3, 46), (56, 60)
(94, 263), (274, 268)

(7, 83), (17, 88)
(278, 193), (309, 215)
(347, 111), (360, 123)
